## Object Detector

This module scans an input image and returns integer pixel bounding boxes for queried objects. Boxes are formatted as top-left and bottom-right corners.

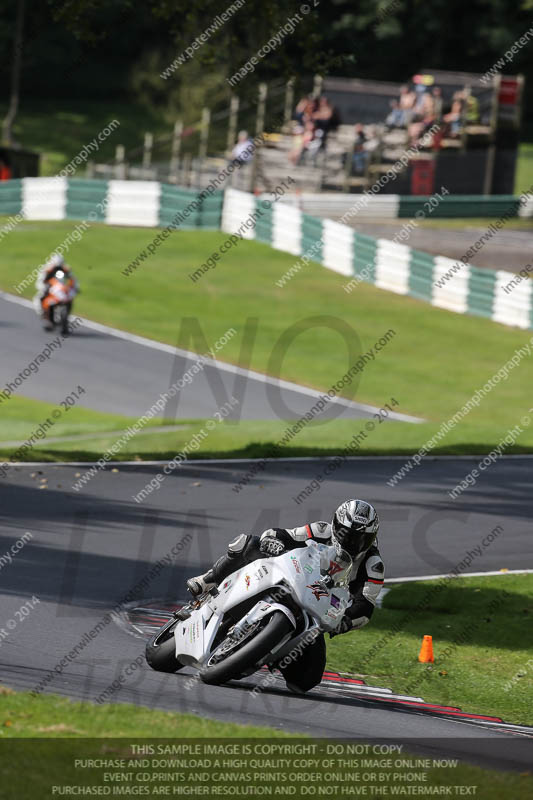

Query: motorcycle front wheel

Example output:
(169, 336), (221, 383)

(200, 611), (293, 686)
(58, 304), (69, 336)
(145, 617), (185, 673)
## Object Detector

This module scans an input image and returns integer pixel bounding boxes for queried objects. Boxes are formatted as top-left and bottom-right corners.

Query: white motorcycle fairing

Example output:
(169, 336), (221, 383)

(174, 540), (351, 671)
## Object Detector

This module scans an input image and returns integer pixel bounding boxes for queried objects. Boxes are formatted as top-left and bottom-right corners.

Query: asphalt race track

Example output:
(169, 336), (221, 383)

(1, 458), (532, 771)
(0, 293), (421, 422)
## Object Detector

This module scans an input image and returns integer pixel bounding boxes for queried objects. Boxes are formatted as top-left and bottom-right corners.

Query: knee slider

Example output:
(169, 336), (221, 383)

(227, 533), (250, 557)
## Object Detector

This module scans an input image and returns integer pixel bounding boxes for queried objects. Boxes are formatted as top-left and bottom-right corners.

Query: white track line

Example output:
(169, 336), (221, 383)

(0, 290), (423, 423)
(6, 454), (533, 467)
(386, 569), (533, 583)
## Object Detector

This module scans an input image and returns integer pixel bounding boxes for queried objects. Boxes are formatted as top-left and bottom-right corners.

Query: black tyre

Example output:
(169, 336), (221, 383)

(278, 633), (326, 693)
(200, 611), (293, 686)
(59, 305), (69, 336)
(145, 617), (185, 673)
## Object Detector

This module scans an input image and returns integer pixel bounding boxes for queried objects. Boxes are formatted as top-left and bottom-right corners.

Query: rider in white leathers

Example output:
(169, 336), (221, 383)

(186, 499), (384, 691)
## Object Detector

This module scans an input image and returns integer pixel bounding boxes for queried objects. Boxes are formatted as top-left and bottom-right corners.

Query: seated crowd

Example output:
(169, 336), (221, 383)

(289, 95), (339, 165)
(385, 81), (479, 146)
(285, 78), (481, 178)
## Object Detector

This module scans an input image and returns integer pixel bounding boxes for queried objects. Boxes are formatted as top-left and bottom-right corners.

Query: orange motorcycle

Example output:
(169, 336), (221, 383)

(41, 270), (78, 335)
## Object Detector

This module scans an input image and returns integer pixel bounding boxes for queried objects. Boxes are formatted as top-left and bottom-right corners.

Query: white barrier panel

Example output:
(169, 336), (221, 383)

(492, 270), (533, 329)
(432, 256), (470, 313)
(221, 188), (256, 240)
(375, 239), (410, 294)
(322, 218), (354, 276)
(22, 177), (67, 221)
(518, 193), (533, 218)
(105, 180), (161, 228)
(272, 202), (301, 256)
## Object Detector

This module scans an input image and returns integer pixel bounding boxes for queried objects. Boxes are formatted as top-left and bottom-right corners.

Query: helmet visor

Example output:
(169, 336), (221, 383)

(332, 518), (376, 558)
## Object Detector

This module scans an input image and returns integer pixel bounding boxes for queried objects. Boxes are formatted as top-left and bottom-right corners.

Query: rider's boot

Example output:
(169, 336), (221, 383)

(186, 569), (216, 597)
(186, 534), (251, 597)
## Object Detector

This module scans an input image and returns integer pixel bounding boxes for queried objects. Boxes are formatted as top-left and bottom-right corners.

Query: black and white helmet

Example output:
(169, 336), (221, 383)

(331, 499), (379, 559)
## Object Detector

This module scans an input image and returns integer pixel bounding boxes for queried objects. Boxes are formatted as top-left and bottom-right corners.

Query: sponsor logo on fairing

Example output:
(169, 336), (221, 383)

(306, 581), (330, 601)
(254, 566), (268, 581)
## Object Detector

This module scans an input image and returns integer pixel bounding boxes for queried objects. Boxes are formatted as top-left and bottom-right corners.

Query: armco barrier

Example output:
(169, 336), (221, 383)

(222, 188), (533, 330)
(0, 178), (223, 231)
(397, 195), (522, 219)
(0, 179), (531, 330)
(281, 192), (533, 219)
(159, 184), (223, 230)
(66, 179), (108, 223)
(0, 179), (22, 217)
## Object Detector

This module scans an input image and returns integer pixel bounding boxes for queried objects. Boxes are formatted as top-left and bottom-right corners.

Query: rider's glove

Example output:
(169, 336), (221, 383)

(329, 615), (353, 639)
(259, 536), (285, 557)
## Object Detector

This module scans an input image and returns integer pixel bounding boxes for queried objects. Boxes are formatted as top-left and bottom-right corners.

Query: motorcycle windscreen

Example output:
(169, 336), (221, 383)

(320, 544), (353, 586)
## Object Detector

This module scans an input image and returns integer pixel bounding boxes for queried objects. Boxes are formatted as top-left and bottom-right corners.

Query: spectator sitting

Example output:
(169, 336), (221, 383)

(432, 87), (443, 123)
(289, 120), (322, 165)
(231, 130), (254, 165)
(294, 95), (318, 126)
(312, 96), (334, 150)
(398, 84), (416, 125)
(408, 89), (436, 146)
(386, 100), (405, 128)
(351, 123), (369, 174)
(465, 91), (479, 124)
(442, 91), (466, 138)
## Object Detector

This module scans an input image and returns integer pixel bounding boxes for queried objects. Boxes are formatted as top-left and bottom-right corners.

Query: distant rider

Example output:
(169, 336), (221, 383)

(186, 499), (385, 692)
(35, 253), (79, 330)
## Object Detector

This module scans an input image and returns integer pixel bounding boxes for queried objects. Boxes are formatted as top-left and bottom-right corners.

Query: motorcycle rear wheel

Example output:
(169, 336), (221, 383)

(200, 611), (293, 686)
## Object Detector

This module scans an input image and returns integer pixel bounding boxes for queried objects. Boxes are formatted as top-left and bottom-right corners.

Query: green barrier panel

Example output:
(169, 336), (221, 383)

(353, 232), (377, 283)
(197, 192), (224, 230)
(301, 213), (323, 263)
(159, 184), (201, 229)
(66, 179), (109, 222)
(467, 266), (497, 319)
(398, 195), (520, 219)
(409, 248), (435, 302)
(0, 179), (23, 217)
(159, 184), (223, 229)
(255, 199), (273, 245)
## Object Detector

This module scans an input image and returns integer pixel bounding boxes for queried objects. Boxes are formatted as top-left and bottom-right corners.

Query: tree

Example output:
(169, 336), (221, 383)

(2, 0), (25, 145)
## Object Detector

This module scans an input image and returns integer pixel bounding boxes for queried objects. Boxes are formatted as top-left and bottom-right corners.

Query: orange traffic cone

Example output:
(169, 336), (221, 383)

(418, 635), (434, 663)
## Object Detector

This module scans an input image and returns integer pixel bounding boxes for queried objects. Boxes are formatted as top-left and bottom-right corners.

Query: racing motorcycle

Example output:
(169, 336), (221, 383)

(145, 539), (352, 689)
(39, 270), (77, 335)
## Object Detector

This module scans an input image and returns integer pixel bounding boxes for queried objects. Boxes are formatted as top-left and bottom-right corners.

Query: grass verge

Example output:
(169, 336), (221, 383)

(327, 574), (533, 726)
(4, 408), (533, 463)
(0, 687), (289, 738)
(515, 142), (533, 195)
(0, 223), (532, 437)
(0, 688), (532, 799)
